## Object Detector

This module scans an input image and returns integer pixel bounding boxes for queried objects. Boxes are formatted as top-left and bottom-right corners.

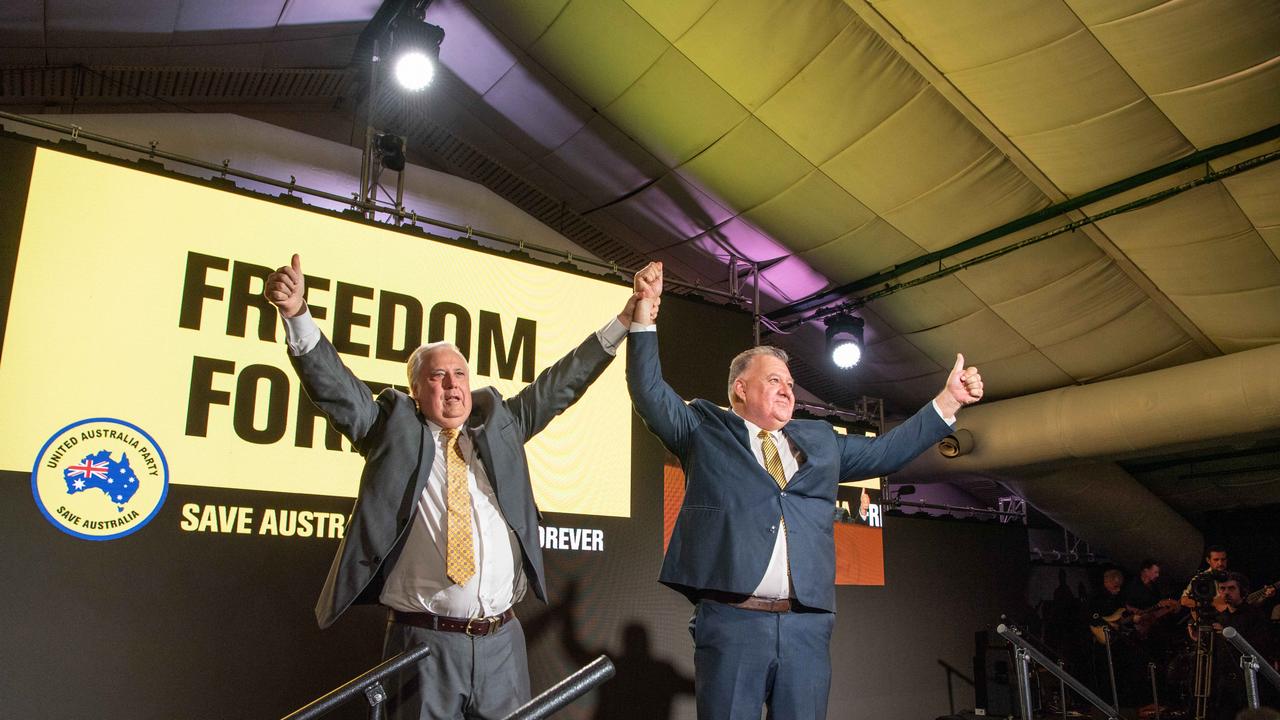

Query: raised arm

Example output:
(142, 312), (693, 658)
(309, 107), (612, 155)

(626, 262), (699, 451)
(266, 254), (381, 447)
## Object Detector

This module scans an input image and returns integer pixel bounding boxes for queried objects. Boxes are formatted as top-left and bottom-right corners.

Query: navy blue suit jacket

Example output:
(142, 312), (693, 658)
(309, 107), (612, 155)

(627, 332), (951, 613)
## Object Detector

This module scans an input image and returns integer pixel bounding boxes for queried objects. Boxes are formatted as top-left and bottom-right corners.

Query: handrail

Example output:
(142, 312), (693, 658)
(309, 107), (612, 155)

(1222, 626), (1280, 710)
(996, 623), (1119, 720)
(281, 642), (430, 720)
(501, 655), (616, 720)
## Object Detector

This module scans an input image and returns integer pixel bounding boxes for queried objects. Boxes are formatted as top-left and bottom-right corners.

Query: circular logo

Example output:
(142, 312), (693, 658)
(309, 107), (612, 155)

(31, 418), (169, 541)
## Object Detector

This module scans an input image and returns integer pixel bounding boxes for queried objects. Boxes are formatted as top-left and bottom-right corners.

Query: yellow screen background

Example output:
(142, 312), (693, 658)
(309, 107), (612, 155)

(0, 149), (632, 517)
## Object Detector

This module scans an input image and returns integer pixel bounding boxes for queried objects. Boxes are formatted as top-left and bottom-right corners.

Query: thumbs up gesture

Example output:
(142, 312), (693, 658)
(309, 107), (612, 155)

(945, 353), (983, 406)
(265, 253), (306, 318)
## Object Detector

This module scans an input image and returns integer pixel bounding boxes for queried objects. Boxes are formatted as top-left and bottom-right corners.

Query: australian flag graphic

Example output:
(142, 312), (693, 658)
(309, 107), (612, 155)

(64, 450), (140, 512)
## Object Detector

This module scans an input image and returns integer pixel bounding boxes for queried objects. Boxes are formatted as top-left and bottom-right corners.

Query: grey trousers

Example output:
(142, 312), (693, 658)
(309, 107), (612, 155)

(382, 615), (531, 720)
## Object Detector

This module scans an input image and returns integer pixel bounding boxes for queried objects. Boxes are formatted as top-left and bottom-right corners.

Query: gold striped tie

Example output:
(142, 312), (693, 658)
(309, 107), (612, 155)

(758, 430), (788, 489)
(441, 428), (475, 586)
(758, 429), (791, 579)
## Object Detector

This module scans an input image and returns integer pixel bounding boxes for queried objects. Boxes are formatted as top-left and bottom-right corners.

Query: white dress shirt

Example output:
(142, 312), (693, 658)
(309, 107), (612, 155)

(739, 414), (800, 601)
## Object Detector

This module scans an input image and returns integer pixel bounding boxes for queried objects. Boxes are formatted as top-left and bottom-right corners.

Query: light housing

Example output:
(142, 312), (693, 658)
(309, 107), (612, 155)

(824, 313), (865, 369)
(389, 19), (445, 91)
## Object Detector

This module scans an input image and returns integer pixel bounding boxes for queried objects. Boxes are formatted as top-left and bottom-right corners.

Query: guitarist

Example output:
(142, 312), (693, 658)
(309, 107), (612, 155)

(1126, 558), (1182, 640)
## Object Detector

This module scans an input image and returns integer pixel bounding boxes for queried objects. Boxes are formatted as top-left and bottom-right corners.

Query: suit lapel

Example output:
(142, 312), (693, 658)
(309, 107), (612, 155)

(783, 422), (814, 485)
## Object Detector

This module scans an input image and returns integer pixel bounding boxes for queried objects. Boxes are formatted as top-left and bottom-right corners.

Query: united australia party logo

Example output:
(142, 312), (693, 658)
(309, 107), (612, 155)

(32, 418), (169, 540)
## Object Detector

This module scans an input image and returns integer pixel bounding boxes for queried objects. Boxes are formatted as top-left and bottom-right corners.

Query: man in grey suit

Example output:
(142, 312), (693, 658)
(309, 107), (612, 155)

(625, 262), (984, 719)
(265, 254), (638, 720)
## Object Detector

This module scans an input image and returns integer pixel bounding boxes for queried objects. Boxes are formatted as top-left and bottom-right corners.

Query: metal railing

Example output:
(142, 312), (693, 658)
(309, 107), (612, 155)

(1223, 626), (1280, 711)
(282, 642), (430, 720)
(996, 623), (1120, 720)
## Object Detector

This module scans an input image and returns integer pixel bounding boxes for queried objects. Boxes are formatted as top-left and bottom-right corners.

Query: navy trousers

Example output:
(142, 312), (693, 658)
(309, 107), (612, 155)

(692, 600), (835, 719)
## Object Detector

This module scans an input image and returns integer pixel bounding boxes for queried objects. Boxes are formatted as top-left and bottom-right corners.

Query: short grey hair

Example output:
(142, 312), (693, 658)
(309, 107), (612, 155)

(726, 345), (789, 407)
(406, 341), (465, 391)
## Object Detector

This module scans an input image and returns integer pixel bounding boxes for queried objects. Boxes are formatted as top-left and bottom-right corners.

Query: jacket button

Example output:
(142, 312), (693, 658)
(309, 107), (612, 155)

(769, 525), (776, 533)
(780, 491), (787, 497)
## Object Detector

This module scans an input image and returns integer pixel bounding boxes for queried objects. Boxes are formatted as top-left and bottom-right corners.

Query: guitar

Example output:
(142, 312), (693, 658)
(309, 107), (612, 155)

(1090, 598), (1180, 644)
(1246, 579), (1279, 606)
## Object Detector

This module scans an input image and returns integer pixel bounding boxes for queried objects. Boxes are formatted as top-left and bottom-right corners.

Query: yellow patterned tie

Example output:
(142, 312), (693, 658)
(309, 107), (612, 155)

(441, 428), (475, 586)
(758, 430), (788, 489)
(758, 429), (791, 579)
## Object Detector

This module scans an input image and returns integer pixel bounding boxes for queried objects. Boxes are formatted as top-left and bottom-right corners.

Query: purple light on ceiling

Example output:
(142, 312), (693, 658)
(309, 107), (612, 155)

(610, 174), (733, 240)
(545, 116), (666, 205)
(482, 62), (593, 153)
(427, 0), (518, 94)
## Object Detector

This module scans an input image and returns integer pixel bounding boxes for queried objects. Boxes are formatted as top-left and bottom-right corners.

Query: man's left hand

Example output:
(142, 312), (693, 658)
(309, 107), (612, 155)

(946, 353), (983, 406)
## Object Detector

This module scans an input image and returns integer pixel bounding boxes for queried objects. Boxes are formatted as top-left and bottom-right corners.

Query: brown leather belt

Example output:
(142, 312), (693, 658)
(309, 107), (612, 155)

(700, 590), (795, 613)
(390, 608), (516, 636)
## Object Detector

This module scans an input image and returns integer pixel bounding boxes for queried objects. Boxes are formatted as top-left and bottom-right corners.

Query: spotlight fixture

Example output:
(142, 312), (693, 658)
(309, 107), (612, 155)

(824, 313), (865, 369)
(389, 17), (445, 91)
(374, 132), (406, 172)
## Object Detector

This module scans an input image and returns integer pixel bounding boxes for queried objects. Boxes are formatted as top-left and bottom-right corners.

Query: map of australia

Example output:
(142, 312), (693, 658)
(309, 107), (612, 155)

(64, 450), (140, 512)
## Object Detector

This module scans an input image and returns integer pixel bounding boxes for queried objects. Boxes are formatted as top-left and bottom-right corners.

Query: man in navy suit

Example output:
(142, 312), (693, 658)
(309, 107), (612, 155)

(625, 262), (984, 719)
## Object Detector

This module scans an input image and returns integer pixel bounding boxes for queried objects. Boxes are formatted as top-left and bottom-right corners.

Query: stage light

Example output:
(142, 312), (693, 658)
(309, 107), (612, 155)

(389, 19), (445, 91)
(824, 313), (864, 369)
(374, 132), (406, 172)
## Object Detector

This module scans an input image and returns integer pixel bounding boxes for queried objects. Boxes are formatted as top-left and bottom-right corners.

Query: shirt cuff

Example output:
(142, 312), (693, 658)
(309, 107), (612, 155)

(629, 322), (657, 333)
(282, 307), (321, 356)
(595, 316), (629, 356)
(931, 399), (957, 426)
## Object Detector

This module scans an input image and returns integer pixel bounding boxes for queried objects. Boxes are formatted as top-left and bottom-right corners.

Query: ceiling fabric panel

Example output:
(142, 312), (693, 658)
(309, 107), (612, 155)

(901, 307), (1033, 368)
(957, 230), (1106, 305)
(821, 88), (992, 213)
(1153, 57), (1280, 147)
(990, 257), (1159, 348)
(481, 61), (592, 155)
(864, 276), (986, 335)
(742, 170), (876, 252)
(603, 46), (748, 166)
(1079, 0), (1278, 94)
(946, 29), (1146, 137)
(757, 20), (925, 166)
(676, 116), (813, 212)
(799, 217), (920, 284)
(879, 148), (1048, 249)
(676, 0), (852, 111)
(623, 0), (717, 42)
(543, 115), (666, 208)
(466, 0), (568, 49)
(528, 0), (667, 110)
(1175, 287), (1280, 351)
(1042, 298), (1193, 381)
(1010, 98), (1191, 194)
(866, 0), (1080, 73)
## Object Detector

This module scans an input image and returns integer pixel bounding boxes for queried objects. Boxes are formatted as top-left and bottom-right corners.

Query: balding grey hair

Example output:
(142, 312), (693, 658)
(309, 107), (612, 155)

(406, 341), (466, 391)
(726, 345), (789, 407)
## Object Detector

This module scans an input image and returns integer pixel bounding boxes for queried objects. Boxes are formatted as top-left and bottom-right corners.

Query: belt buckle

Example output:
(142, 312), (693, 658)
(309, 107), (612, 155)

(465, 615), (496, 636)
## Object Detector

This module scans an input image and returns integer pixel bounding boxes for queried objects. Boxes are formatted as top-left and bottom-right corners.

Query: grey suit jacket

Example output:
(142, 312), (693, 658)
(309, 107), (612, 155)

(627, 331), (951, 613)
(292, 330), (615, 629)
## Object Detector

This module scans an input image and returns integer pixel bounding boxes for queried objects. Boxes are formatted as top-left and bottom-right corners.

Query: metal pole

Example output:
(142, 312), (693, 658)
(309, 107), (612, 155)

(996, 624), (1119, 720)
(1148, 662), (1161, 720)
(1241, 654), (1261, 710)
(1223, 627), (1280, 704)
(1059, 660), (1068, 720)
(281, 643), (430, 720)
(1102, 626), (1120, 713)
(1013, 647), (1035, 720)
(501, 655), (615, 720)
